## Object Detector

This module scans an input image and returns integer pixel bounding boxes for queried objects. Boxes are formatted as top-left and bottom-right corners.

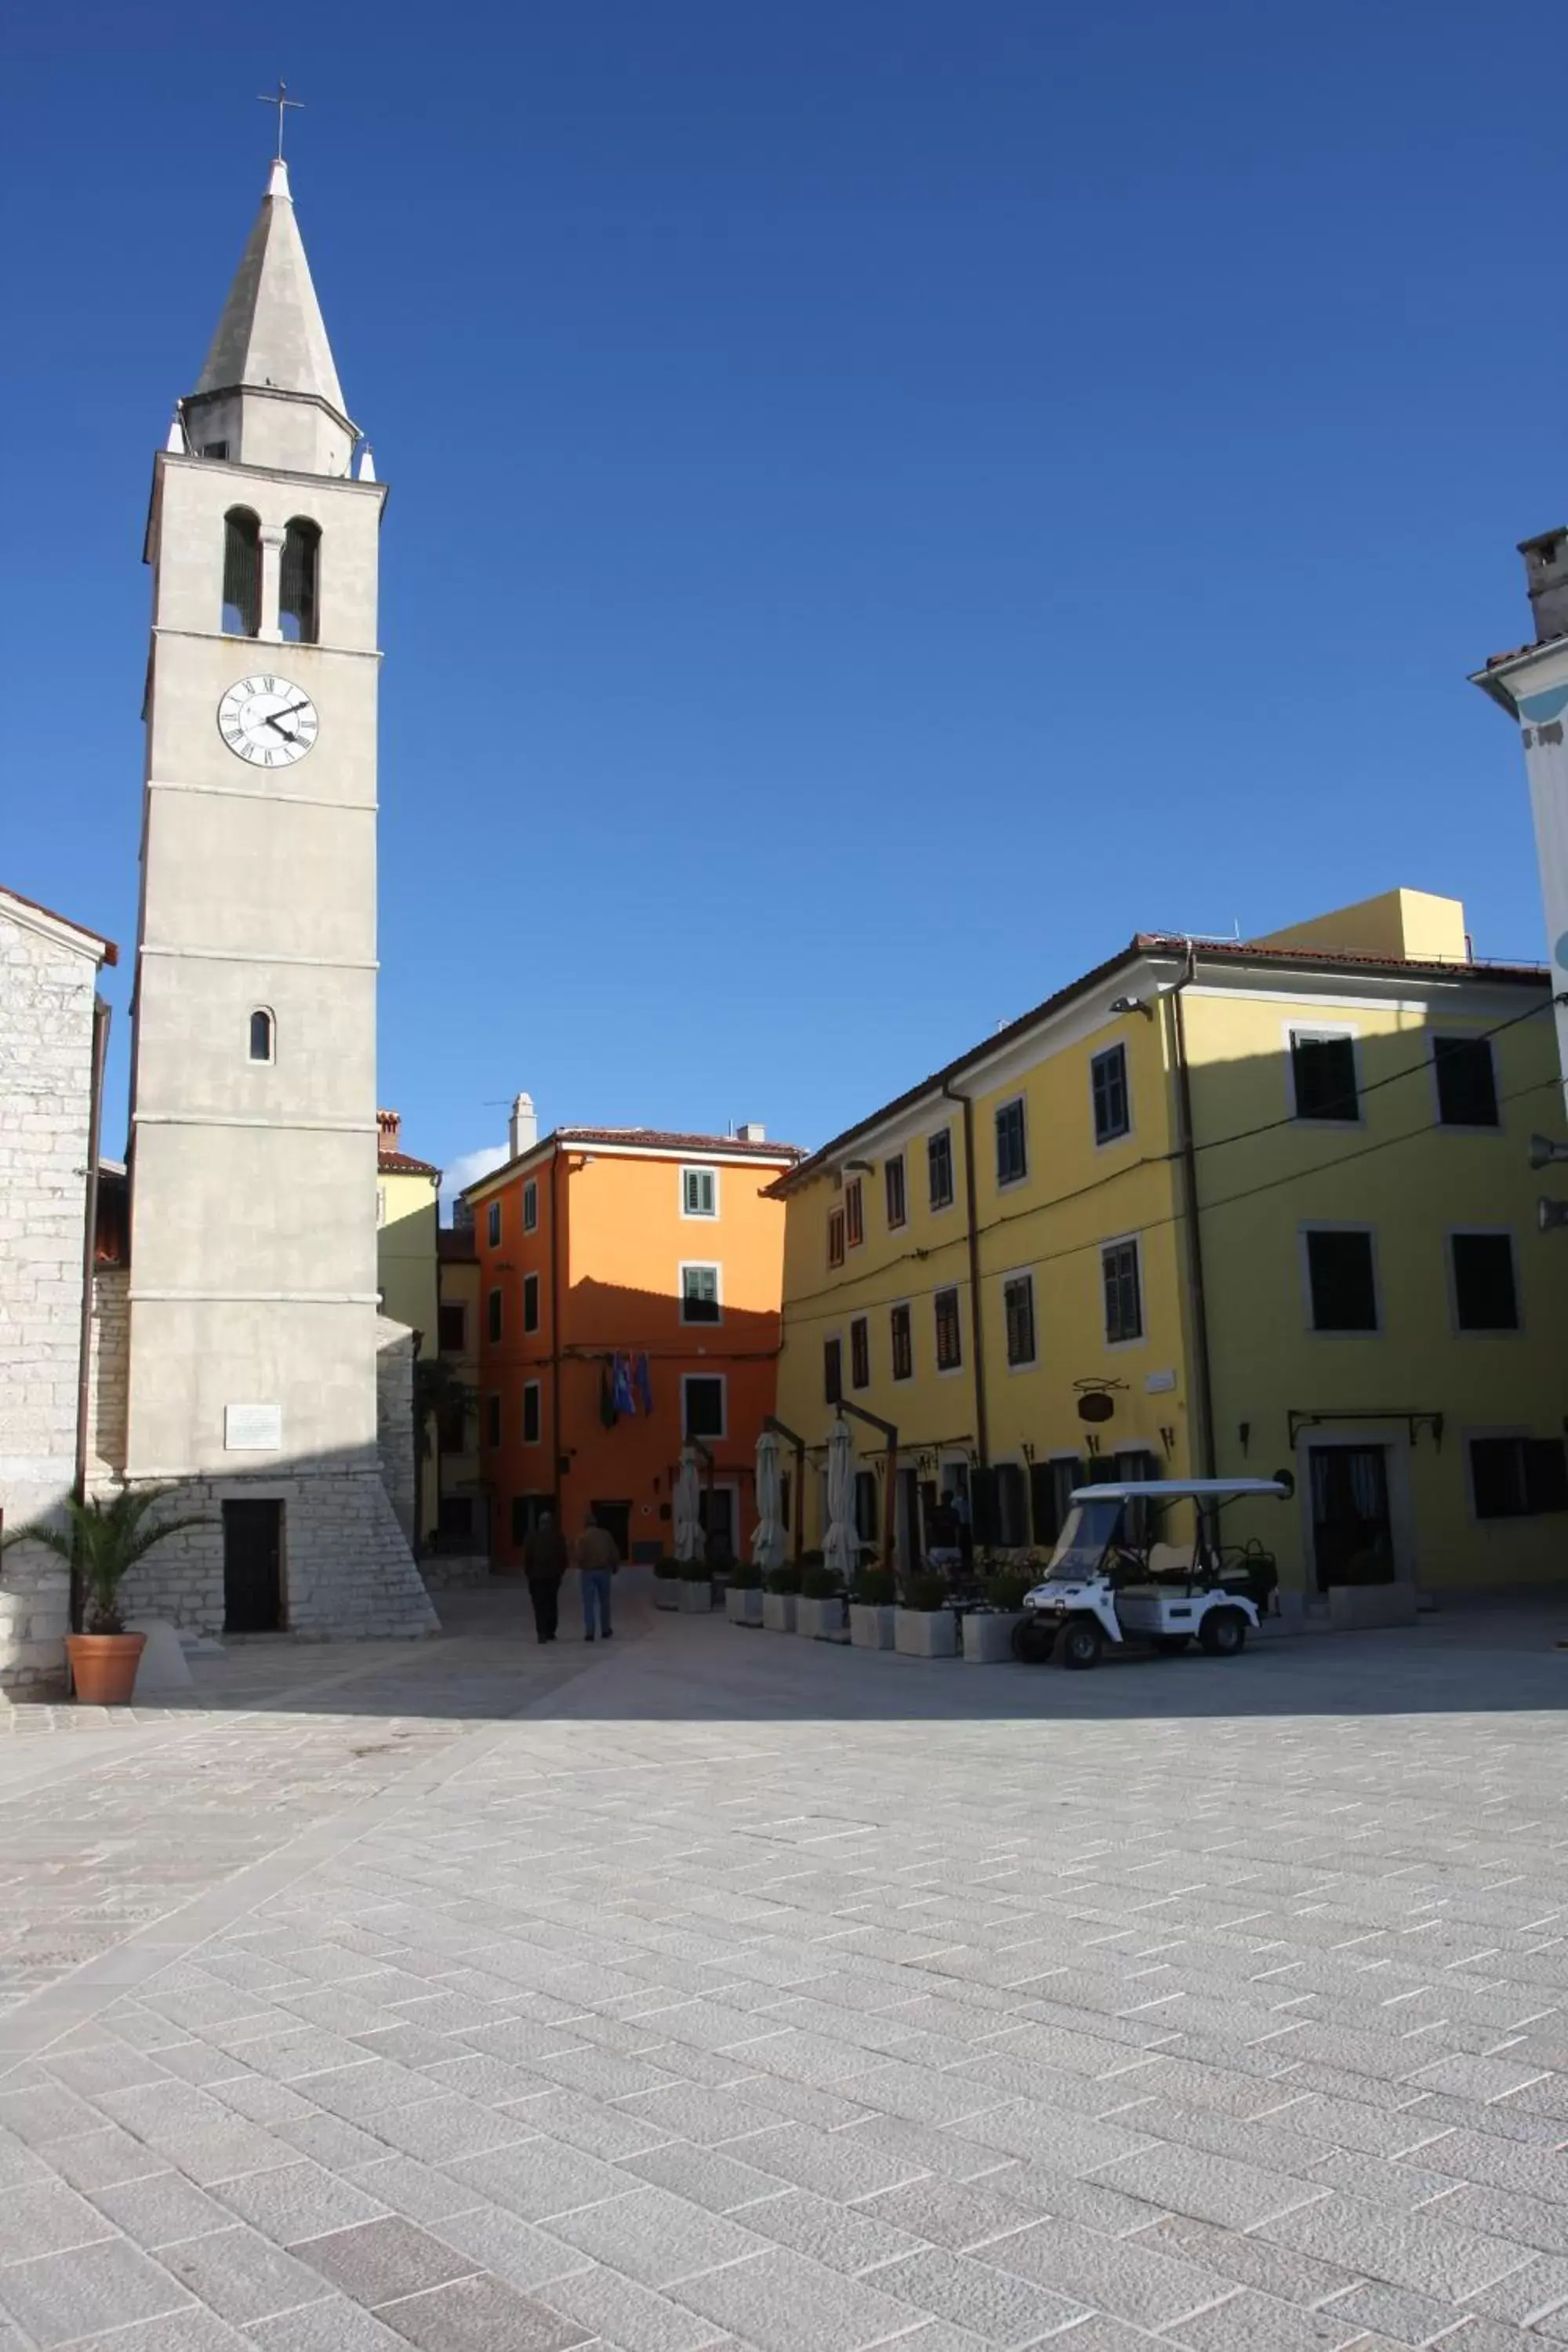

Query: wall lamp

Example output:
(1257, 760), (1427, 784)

(1109, 996), (1156, 1022)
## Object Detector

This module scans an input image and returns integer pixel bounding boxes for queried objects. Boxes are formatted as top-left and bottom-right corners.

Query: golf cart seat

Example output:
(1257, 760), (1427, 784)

(1218, 1545), (1279, 1613)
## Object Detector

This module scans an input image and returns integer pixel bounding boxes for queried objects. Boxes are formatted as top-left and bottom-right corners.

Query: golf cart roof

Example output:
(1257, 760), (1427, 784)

(1071, 1478), (1292, 1503)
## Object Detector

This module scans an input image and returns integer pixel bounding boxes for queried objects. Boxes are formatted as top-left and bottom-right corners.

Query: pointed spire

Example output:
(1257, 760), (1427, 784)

(356, 442), (376, 482)
(196, 157), (347, 419)
(165, 406), (187, 454)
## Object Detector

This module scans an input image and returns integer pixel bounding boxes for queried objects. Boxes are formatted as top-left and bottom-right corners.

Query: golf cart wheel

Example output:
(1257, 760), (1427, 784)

(1199, 1607), (1246, 1657)
(1152, 1634), (1191, 1656)
(1057, 1617), (1104, 1671)
(1010, 1616), (1055, 1665)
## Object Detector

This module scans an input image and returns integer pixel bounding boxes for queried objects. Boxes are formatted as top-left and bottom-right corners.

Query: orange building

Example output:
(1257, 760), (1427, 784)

(464, 1120), (802, 1569)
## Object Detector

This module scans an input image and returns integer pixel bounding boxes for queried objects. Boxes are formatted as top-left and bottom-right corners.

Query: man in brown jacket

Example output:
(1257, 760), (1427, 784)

(574, 1509), (619, 1642)
(521, 1511), (568, 1644)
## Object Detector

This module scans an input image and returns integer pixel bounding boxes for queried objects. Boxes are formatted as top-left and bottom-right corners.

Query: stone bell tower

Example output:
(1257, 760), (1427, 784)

(122, 152), (434, 1639)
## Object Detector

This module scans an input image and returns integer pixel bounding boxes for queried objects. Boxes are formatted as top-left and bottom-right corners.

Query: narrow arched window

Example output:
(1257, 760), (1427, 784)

(279, 517), (321, 644)
(249, 1008), (275, 1064)
(223, 506), (262, 636)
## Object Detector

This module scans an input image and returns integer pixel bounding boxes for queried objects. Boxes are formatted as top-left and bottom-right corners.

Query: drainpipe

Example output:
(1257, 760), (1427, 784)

(941, 1082), (989, 1472)
(549, 1144), (564, 1523)
(71, 998), (111, 1635)
(1168, 949), (1217, 1479)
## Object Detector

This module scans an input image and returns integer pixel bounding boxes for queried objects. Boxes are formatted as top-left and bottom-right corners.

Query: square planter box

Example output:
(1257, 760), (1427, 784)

(726, 1588), (764, 1626)
(797, 1595), (848, 1642)
(961, 1610), (1024, 1664)
(762, 1592), (797, 1632)
(678, 1581), (713, 1613)
(654, 1581), (681, 1611)
(848, 1603), (895, 1650)
(895, 1608), (959, 1659)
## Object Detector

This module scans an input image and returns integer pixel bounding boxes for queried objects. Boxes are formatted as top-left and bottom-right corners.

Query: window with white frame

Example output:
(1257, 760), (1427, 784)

(1434, 1035), (1501, 1129)
(845, 1177), (865, 1248)
(995, 1097), (1028, 1187)
(487, 1200), (501, 1247)
(1450, 1231), (1519, 1331)
(522, 1381), (541, 1444)
(523, 1272), (540, 1332)
(1101, 1238), (1142, 1344)
(1290, 1029), (1360, 1123)
(884, 1153), (906, 1229)
(935, 1285), (963, 1370)
(249, 1007), (274, 1064)
(1471, 1434), (1568, 1519)
(683, 1374), (726, 1439)
(681, 1263), (721, 1324)
(927, 1128), (954, 1210)
(1091, 1043), (1130, 1144)
(1305, 1227), (1378, 1333)
(522, 1179), (538, 1232)
(682, 1166), (717, 1218)
(1004, 1273), (1036, 1367)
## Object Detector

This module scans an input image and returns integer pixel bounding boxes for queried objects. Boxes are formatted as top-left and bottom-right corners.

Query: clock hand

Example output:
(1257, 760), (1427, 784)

(263, 714), (299, 740)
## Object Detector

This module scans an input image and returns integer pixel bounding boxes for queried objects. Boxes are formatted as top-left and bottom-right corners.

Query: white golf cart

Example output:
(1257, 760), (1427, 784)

(1011, 1474), (1293, 1670)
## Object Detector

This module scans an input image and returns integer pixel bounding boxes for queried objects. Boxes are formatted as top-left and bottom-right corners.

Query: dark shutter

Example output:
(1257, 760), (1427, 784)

(1451, 1234), (1518, 1331)
(970, 1466), (1000, 1544)
(1433, 1036), (1500, 1127)
(1029, 1461), (1059, 1545)
(1292, 1033), (1359, 1120)
(1524, 1439), (1568, 1513)
(1306, 1231), (1377, 1331)
(824, 1338), (843, 1404)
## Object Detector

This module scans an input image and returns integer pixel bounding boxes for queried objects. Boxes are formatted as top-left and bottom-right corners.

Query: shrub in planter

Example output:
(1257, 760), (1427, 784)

(854, 1566), (897, 1607)
(797, 1562), (848, 1642)
(983, 1566), (1036, 1613)
(800, 1565), (843, 1600)
(895, 1570), (957, 1659)
(901, 1571), (951, 1612)
(765, 1563), (802, 1595)
(728, 1560), (763, 1590)
(798, 1548), (825, 1569)
(2, 1486), (210, 1705)
(761, 1561), (799, 1632)
(652, 1555), (681, 1609)
(677, 1557), (713, 1613)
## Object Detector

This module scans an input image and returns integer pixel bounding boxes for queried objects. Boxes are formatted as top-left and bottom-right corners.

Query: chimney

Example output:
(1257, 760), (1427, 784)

(1521, 528), (1568, 646)
(735, 1121), (766, 1143)
(510, 1091), (538, 1158)
(376, 1109), (401, 1152)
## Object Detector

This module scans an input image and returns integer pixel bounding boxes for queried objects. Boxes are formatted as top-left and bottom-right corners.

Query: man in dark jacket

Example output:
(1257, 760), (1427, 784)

(522, 1511), (568, 1644)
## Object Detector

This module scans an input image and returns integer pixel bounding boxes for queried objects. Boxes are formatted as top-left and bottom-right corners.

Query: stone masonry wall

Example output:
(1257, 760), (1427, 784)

(86, 1267), (129, 1485)
(0, 908), (101, 1695)
(376, 1316), (417, 1550)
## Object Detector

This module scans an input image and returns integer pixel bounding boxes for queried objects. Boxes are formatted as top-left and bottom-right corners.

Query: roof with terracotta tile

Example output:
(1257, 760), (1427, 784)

(379, 1147), (440, 1177)
(461, 1127), (804, 1203)
(437, 1225), (477, 1261)
(0, 884), (118, 964)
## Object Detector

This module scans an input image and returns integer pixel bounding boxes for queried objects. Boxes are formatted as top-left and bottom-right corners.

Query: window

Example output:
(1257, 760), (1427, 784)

(522, 1382), (541, 1444)
(1291, 1030), (1359, 1122)
(1472, 1436), (1568, 1519)
(682, 1166), (717, 1218)
(1004, 1273), (1036, 1367)
(487, 1288), (503, 1342)
(248, 1007), (274, 1064)
(844, 1178), (865, 1248)
(850, 1316), (869, 1389)
(854, 1471), (879, 1544)
(437, 1303), (466, 1352)
(1091, 1044), (1130, 1144)
(927, 1129), (954, 1210)
(376, 1185), (387, 1230)
(486, 1394), (501, 1448)
(1102, 1238), (1143, 1344)
(487, 1200), (501, 1247)
(523, 1272), (540, 1333)
(995, 1098), (1028, 1187)
(884, 1154), (906, 1229)
(683, 1374), (725, 1439)
(890, 1304), (913, 1381)
(996, 1464), (1029, 1547)
(823, 1337), (843, 1404)
(437, 1399), (466, 1453)
(1030, 1457), (1087, 1546)
(1434, 1035), (1500, 1128)
(522, 1180), (538, 1232)
(199, 440), (229, 460)
(1305, 1228), (1378, 1333)
(827, 1207), (846, 1268)
(1451, 1232), (1519, 1331)
(278, 517), (321, 645)
(935, 1286), (963, 1370)
(222, 506), (261, 636)
(438, 1497), (473, 1540)
(681, 1264), (721, 1324)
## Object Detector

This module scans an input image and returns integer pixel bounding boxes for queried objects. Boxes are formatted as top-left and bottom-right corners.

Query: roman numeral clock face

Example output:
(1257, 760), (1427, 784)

(217, 675), (319, 768)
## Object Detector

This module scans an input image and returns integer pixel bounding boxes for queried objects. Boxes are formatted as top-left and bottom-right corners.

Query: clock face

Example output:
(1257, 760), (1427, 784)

(217, 675), (319, 768)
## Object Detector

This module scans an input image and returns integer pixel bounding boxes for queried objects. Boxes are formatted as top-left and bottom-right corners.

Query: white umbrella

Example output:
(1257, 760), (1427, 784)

(751, 1429), (785, 1572)
(673, 1446), (705, 1565)
(822, 1416), (858, 1585)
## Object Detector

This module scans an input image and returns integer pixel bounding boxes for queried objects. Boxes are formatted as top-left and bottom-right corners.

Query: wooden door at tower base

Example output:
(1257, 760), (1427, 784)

(223, 1500), (284, 1632)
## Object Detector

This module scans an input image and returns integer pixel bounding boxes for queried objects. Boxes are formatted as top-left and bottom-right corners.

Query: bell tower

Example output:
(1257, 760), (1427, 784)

(124, 151), (434, 1639)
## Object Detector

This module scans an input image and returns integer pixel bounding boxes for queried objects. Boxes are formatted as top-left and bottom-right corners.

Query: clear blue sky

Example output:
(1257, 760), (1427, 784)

(6, 2), (1564, 1197)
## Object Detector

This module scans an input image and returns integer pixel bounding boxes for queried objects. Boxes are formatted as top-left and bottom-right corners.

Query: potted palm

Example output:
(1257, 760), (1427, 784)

(961, 1563), (1036, 1663)
(895, 1570), (960, 1659)
(2, 1486), (211, 1706)
(652, 1556), (681, 1610)
(849, 1565), (897, 1650)
(677, 1558), (713, 1612)
(763, 1561), (801, 1632)
(725, 1559), (764, 1626)
(797, 1563), (849, 1642)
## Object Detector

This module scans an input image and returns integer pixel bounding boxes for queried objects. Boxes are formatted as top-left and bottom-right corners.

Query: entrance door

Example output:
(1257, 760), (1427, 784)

(590, 1500), (631, 1560)
(223, 1500), (284, 1632)
(698, 1486), (736, 1569)
(1308, 1446), (1394, 1591)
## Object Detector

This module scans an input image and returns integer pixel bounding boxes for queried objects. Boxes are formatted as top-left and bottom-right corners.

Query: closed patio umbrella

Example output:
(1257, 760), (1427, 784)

(751, 1428), (785, 1572)
(822, 1416), (858, 1586)
(673, 1446), (705, 1565)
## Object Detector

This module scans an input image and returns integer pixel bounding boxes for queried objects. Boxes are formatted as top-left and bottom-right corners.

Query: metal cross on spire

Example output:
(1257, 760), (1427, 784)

(258, 79), (304, 160)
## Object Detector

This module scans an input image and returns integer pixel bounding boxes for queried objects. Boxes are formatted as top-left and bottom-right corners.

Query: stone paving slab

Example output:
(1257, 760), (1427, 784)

(0, 1594), (1565, 2349)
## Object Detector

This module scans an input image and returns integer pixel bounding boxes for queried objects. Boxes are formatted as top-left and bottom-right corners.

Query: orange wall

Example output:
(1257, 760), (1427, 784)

(476, 1148), (789, 1566)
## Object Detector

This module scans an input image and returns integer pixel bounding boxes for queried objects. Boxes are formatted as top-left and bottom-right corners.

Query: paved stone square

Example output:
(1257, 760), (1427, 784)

(0, 1580), (1566, 2350)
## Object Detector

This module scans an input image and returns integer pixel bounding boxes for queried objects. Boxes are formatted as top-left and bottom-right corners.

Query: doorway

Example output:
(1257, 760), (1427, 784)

(223, 1500), (284, 1632)
(590, 1500), (631, 1561)
(1308, 1446), (1394, 1590)
(698, 1485), (737, 1570)
(897, 1469), (920, 1573)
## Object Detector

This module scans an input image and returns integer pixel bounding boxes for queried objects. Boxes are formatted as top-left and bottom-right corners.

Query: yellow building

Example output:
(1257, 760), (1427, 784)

(772, 891), (1568, 1621)
(376, 1110), (441, 1546)
(435, 1219), (485, 1556)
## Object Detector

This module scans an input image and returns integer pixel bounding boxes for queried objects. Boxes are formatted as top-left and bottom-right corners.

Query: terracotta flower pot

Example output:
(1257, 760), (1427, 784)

(66, 1632), (147, 1706)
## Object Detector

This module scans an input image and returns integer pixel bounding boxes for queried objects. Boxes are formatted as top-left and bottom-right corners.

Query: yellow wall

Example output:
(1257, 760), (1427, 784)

(1254, 888), (1468, 965)
(376, 1165), (440, 1540)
